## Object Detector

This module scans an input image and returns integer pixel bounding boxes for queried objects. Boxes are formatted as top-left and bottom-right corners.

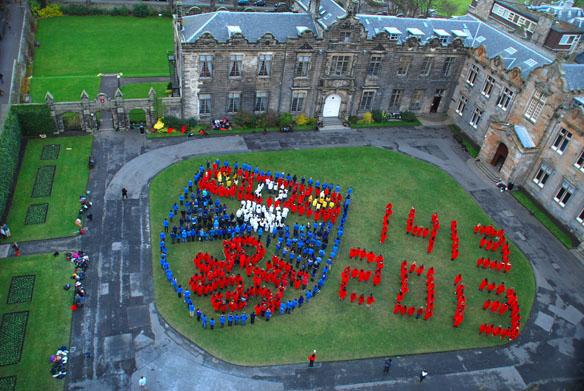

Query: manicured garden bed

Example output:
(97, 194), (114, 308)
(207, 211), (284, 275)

(350, 119), (421, 128)
(150, 147), (535, 365)
(5, 136), (92, 242)
(0, 254), (74, 391)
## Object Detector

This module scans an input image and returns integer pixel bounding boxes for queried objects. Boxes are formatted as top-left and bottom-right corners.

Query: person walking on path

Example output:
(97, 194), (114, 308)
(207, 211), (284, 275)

(383, 358), (392, 375)
(138, 375), (147, 389)
(419, 369), (428, 383)
(122, 187), (128, 200)
(0, 73), (4, 84)
(308, 350), (317, 367)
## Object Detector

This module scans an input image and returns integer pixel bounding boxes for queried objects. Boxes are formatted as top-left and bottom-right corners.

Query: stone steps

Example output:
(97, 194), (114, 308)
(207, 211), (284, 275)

(474, 159), (502, 184)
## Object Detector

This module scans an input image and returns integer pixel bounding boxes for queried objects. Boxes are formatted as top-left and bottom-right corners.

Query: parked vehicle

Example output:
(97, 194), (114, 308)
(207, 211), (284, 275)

(238, 0), (250, 6)
(273, 2), (290, 11)
(255, 0), (266, 6)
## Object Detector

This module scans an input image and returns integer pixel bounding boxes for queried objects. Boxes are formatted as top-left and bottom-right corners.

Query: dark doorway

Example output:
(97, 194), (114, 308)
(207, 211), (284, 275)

(491, 142), (509, 171)
(430, 96), (442, 113)
(430, 89), (445, 113)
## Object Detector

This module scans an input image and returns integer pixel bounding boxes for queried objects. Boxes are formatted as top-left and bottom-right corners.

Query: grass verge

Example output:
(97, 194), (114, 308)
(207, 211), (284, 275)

(0, 253), (74, 391)
(5, 136), (93, 242)
(511, 188), (576, 248)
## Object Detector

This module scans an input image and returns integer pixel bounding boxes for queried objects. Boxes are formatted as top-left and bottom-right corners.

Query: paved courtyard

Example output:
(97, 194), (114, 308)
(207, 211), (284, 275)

(9, 126), (584, 390)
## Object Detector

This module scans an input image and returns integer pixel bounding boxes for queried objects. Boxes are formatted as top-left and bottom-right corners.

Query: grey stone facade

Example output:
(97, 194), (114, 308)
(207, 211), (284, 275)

(177, 16), (464, 120)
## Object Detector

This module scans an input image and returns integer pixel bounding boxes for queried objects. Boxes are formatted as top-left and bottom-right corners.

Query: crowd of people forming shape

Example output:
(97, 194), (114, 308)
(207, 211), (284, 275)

(158, 159), (352, 329)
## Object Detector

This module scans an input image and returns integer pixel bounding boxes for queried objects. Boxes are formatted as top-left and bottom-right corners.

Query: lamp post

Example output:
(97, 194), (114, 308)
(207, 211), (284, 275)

(116, 74), (121, 89)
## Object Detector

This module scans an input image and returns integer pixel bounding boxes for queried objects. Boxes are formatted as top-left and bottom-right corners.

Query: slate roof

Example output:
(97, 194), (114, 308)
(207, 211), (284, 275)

(297, 0), (347, 29)
(180, 7), (567, 79)
(561, 64), (584, 91)
(181, 11), (318, 43)
(357, 14), (554, 78)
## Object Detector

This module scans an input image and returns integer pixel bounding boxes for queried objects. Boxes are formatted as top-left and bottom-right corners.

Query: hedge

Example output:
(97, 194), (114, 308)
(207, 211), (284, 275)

(12, 104), (56, 136)
(0, 108), (23, 220)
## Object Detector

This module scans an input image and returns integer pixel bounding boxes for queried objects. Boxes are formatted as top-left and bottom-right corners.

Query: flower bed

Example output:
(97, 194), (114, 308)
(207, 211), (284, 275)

(31, 166), (56, 198)
(6, 275), (36, 305)
(40, 144), (60, 161)
(24, 204), (49, 225)
(0, 312), (29, 366)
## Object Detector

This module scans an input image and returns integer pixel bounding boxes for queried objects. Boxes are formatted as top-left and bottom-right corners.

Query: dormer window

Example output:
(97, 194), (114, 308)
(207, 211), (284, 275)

(340, 31), (351, 43)
(384, 27), (401, 41)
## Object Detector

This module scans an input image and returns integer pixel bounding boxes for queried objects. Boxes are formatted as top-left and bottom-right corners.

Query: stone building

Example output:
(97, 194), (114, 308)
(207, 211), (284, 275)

(173, 0), (584, 243)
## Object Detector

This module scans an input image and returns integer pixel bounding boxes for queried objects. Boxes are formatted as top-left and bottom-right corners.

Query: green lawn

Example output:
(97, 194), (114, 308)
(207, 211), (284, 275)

(5, 136), (93, 242)
(437, 0), (471, 15)
(0, 253), (74, 391)
(30, 16), (173, 102)
(512, 189), (575, 248)
(29, 76), (101, 103)
(150, 147), (536, 365)
(121, 82), (169, 99)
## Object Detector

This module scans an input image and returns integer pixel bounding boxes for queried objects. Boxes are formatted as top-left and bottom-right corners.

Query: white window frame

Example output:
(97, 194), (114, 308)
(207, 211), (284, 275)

(456, 95), (468, 116)
(198, 94), (211, 115)
(368, 55), (383, 76)
(576, 208), (584, 224)
(295, 55), (311, 78)
(291, 91), (306, 113)
(496, 87), (514, 110)
(470, 107), (483, 128)
(227, 92), (241, 113)
(554, 181), (575, 207)
(257, 54), (272, 78)
(359, 90), (375, 111)
(467, 64), (479, 86)
(199, 55), (213, 78)
(229, 54), (243, 78)
(559, 34), (579, 45)
(254, 92), (268, 113)
(442, 57), (455, 77)
(420, 56), (433, 76)
(397, 56), (411, 76)
(482, 75), (495, 98)
(533, 164), (552, 188)
(389, 89), (403, 108)
(524, 89), (546, 123)
(574, 150), (584, 172)
(330, 55), (351, 76)
(551, 128), (573, 155)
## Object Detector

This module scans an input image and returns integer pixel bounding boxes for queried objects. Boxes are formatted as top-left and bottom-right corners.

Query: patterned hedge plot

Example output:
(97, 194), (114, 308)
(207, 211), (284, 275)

(24, 204), (48, 225)
(40, 144), (60, 161)
(6, 276), (36, 305)
(31, 166), (56, 198)
(0, 312), (29, 366)
(0, 376), (16, 391)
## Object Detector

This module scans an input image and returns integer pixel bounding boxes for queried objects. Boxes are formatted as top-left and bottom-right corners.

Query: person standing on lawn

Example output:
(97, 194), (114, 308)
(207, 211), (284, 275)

(308, 350), (317, 367)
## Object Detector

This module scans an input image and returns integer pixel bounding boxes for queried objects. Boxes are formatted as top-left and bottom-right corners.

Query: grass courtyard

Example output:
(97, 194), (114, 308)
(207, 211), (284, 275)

(149, 147), (536, 365)
(0, 253), (74, 391)
(5, 136), (93, 242)
(30, 16), (173, 102)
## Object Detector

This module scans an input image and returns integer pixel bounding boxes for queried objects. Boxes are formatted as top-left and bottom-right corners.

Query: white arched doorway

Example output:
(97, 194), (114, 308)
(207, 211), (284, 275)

(322, 94), (341, 117)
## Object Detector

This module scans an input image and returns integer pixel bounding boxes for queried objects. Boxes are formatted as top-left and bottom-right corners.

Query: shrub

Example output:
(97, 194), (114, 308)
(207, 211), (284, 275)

(62, 112), (81, 131)
(60, 4), (105, 15)
(233, 112), (256, 128)
(0, 109), (22, 220)
(163, 115), (182, 129)
(132, 4), (151, 17)
(295, 113), (310, 126)
(36, 4), (63, 18)
(348, 115), (359, 124)
(12, 104), (56, 136)
(186, 117), (198, 128)
(278, 112), (294, 127)
(362, 112), (374, 124)
(401, 112), (416, 122)
(111, 6), (130, 16)
(372, 110), (384, 123)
